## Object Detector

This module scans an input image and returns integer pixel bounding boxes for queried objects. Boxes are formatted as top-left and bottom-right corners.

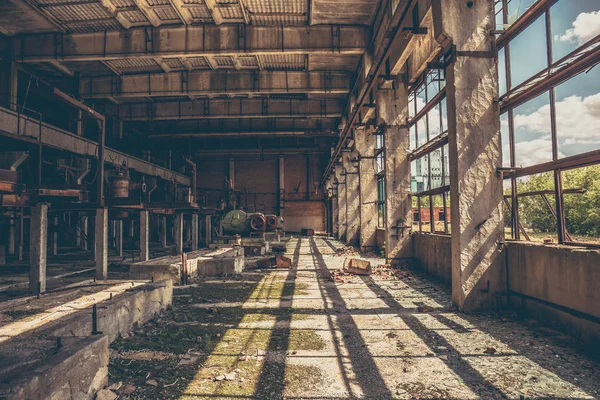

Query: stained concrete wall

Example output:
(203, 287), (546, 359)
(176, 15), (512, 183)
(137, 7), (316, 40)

(411, 235), (600, 343)
(506, 242), (600, 343)
(412, 232), (452, 285)
(196, 154), (327, 232)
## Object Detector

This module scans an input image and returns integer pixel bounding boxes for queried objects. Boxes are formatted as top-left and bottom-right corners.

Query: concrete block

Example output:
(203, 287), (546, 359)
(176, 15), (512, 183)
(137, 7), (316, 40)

(256, 257), (277, 269)
(2, 335), (108, 400)
(130, 247), (244, 283)
(343, 258), (372, 275)
(276, 255), (292, 269)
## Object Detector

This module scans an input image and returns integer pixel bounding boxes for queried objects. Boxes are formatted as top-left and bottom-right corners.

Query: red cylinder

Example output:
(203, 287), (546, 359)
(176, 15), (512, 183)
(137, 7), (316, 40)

(249, 213), (267, 232)
(265, 215), (278, 231)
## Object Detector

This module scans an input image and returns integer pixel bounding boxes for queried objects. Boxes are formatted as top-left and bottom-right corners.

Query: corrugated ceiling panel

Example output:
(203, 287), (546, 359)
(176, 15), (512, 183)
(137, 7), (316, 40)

(110, 0), (136, 7)
(245, 0), (307, 13)
(219, 5), (243, 20)
(251, 14), (306, 25)
(49, 3), (113, 21)
(65, 19), (123, 32)
(106, 58), (163, 74)
(261, 54), (306, 71)
(154, 7), (181, 21)
(121, 9), (148, 23)
(187, 57), (210, 69)
(237, 56), (259, 68)
(146, 0), (171, 5)
(213, 56), (235, 68)
(163, 58), (186, 70)
(188, 6), (211, 19)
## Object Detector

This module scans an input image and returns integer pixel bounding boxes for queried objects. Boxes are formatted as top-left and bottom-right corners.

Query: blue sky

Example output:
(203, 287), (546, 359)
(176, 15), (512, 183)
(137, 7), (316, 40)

(499, 0), (600, 167)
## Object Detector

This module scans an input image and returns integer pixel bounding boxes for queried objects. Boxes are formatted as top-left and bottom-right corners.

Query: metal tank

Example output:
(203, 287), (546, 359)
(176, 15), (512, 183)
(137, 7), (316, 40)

(221, 209), (248, 235)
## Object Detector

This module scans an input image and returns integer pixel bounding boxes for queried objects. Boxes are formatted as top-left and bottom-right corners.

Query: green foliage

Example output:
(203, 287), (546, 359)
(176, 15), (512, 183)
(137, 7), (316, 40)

(509, 165), (600, 237)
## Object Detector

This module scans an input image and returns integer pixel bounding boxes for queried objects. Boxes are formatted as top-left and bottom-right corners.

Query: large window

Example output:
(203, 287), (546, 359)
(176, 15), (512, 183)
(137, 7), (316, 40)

(497, 0), (600, 246)
(375, 128), (386, 227)
(409, 64), (450, 234)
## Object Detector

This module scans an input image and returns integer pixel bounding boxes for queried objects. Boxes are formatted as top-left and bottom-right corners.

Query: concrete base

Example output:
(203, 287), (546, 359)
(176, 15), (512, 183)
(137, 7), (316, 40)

(0, 280), (171, 399)
(412, 232), (452, 285)
(130, 247), (244, 283)
(2, 335), (108, 400)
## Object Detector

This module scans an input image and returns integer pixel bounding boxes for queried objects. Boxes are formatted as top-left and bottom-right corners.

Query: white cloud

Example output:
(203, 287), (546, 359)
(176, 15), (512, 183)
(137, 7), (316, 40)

(555, 10), (600, 46)
(508, 93), (600, 165)
(514, 93), (600, 141)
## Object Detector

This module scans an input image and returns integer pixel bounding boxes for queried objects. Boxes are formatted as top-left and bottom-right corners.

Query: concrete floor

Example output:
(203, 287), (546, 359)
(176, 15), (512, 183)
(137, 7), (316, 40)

(107, 237), (600, 399)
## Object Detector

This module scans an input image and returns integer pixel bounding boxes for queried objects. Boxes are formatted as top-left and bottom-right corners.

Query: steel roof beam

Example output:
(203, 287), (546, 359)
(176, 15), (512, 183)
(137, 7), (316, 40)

(80, 70), (352, 99)
(13, 25), (369, 63)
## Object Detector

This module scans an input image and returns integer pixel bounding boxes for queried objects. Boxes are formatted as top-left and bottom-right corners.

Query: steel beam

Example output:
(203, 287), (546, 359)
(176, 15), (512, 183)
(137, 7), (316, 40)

(103, 98), (345, 121)
(80, 71), (352, 99)
(14, 25), (369, 62)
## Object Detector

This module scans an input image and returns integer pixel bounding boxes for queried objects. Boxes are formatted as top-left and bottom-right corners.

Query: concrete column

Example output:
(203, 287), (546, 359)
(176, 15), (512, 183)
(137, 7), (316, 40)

(205, 215), (212, 247)
(129, 219), (135, 238)
(95, 208), (108, 280)
(0, 246), (5, 265)
(174, 212), (184, 254)
(329, 176), (338, 237)
(335, 164), (346, 241)
(8, 216), (16, 256)
(52, 215), (58, 256)
(140, 210), (149, 262)
(356, 128), (378, 250)
(115, 219), (123, 257)
(161, 215), (168, 247)
(81, 215), (89, 251)
(343, 150), (360, 246)
(18, 210), (24, 261)
(191, 214), (199, 251)
(29, 204), (48, 293)
(441, 0), (504, 310)
(278, 155), (285, 218)
(379, 83), (412, 262)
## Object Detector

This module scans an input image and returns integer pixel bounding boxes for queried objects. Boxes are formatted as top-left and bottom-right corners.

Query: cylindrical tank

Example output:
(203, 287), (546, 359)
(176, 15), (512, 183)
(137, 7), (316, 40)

(249, 213), (267, 232)
(222, 209), (248, 235)
(265, 215), (278, 231)
(110, 176), (130, 198)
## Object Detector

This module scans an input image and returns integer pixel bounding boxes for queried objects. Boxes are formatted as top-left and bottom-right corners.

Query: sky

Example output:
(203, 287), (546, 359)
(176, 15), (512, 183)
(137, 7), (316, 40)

(499, 0), (600, 167)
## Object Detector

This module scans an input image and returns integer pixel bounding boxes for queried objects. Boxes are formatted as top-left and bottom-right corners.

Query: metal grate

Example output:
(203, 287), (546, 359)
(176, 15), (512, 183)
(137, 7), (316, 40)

(213, 56), (235, 68)
(186, 56), (211, 69)
(163, 58), (186, 70)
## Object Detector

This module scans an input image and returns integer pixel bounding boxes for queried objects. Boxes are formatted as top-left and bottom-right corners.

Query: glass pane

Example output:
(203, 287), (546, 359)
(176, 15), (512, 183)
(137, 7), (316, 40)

(408, 93), (416, 119)
(410, 156), (429, 193)
(498, 47), (507, 95)
(501, 112), (511, 167)
(516, 172), (558, 243)
(410, 124), (417, 150)
(507, 0), (538, 25)
(561, 165), (600, 244)
(513, 91), (553, 167)
(551, 1), (600, 62)
(509, 14), (548, 88)
(440, 96), (448, 133)
(432, 194), (445, 233)
(495, 0), (504, 30)
(415, 83), (426, 115)
(554, 65), (600, 158)
(503, 178), (514, 238)
(428, 103), (442, 140)
(443, 144), (450, 185)
(429, 148), (444, 189)
(416, 115), (428, 148)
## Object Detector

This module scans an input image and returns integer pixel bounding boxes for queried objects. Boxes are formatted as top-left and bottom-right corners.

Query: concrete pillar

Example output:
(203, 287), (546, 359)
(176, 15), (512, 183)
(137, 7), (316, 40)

(205, 215), (212, 247)
(335, 164), (346, 241)
(52, 215), (58, 256)
(329, 176), (338, 237)
(174, 212), (183, 254)
(115, 220), (123, 257)
(356, 128), (378, 250)
(0, 246), (5, 265)
(191, 214), (199, 251)
(129, 219), (135, 238)
(379, 83), (412, 262)
(95, 208), (108, 280)
(8, 216), (16, 256)
(29, 203), (48, 294)
(441, 0), (504, 310)
(140, 211), (149, 262)
(18, 210), (24, 261)
(81, 215), (89, 251)
(278, 155), (285, 218)
(343, 150), (360, 246)
(161, 215), (168, 247)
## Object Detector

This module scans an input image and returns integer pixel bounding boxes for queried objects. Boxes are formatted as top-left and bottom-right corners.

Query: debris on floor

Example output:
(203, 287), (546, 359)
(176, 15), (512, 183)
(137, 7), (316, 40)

(342, 258), (372, 275)
(276, 254), (292, 269)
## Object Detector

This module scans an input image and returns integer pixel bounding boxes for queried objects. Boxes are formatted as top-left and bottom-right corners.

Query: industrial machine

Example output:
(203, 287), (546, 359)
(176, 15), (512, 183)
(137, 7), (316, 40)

(221, 210), (283, 236)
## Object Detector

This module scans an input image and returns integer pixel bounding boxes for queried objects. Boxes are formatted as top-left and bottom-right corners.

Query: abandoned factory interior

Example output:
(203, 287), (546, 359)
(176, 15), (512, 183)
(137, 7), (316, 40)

(0, 0), (599, 398)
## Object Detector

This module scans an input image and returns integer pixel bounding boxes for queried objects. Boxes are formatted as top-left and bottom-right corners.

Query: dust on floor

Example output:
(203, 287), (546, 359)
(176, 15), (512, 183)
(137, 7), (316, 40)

(106, 237), (600, 399)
